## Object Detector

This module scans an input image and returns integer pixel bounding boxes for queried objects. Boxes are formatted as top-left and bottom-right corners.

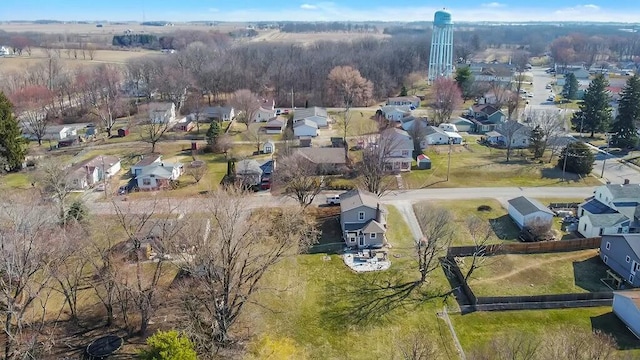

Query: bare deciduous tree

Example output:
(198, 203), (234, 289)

(176, 189), (317, 351)
(462, 216), (494, 282)
(273, 152), (323, 207)
(87, 64), (123, 137)
(140, 116), (171, 153)
(414, 204), (454, 284)
(34, 160), (74, 224)
(247, 125), (263, 154)
(0, 195), (57, 359)
(186, 162), (208, 184)
(229, 89), (260, 130)
(496, 120), (527, 162)
(429, 77), (463, 125)
(395, 327), (438, 360)
(527, 109), (565, 159)
(357, 129), (402, 196)
(9, 86), (54, 146)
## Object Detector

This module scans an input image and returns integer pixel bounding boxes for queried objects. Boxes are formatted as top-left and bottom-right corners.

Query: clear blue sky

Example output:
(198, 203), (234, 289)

(2, 1), (640, 22)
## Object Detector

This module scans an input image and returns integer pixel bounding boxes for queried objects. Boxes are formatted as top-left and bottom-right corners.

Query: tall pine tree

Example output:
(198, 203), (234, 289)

(454, 66), (474, 100)
(571, 74), (611, 138)
(611, 74), (640, 148)
(0, 92), (26, 172)
(562, 72), (579, 100)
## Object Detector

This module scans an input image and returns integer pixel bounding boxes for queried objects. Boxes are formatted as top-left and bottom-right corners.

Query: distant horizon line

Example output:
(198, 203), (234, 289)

(2, 19), (640, 25)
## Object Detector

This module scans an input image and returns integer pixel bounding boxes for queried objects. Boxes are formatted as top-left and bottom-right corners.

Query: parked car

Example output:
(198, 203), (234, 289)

(326, 194), (341, 205)
(545, 84), (552, 89)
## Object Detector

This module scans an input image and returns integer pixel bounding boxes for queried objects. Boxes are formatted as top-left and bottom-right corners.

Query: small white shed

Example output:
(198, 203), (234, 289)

(507, 196), (554, 230)
(263, 140), (275, 154)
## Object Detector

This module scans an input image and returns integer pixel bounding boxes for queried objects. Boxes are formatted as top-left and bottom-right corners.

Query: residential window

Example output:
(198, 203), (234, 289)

(606, 242), (611, 250)
(630, 274), (635, 283)
(358, 211), (365, 221)
(402, 150), (409, 157)
(599, 228), (604, 236)
(603, 255), (608, 264)
(143, 178), (151, 186)
(581, 209), (584, 217)
(618, 228), (623, 234)
(636, 263), (640, 272)
(370, 233), (377, 239)
(626, 256), (631, 263)
(583, 224), (587, 231)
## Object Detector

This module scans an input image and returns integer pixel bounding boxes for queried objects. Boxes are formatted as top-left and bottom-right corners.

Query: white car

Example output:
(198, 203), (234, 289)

(326, 194), (341, 205)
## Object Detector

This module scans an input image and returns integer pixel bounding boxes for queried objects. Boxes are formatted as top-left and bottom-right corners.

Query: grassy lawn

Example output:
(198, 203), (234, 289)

(461, 249), (611, 296)
(249, 205), (459, 359)
(424, 199), (520, 246)
(402, 142), (602, 189)
(329, 110), (378, 137)
(451, 307), (640, 356)
(0, 172), (33, 190)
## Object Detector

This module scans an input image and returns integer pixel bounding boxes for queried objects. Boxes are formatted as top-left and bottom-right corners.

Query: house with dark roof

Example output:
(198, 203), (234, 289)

(264, 116), (287, 134)
(577, 182), (640, 238)
(340, 189), (387, 249)
(507, 196), (555, 230)
(295, 147), (347, 175)
(467, 104), (507, 134)
(601, 235), (640, 287)
(612, 290), (640, 339)
(293, 107), (330, 128)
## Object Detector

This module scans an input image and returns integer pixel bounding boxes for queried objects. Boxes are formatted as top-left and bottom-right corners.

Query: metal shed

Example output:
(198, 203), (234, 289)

(416, 154), (431, 170)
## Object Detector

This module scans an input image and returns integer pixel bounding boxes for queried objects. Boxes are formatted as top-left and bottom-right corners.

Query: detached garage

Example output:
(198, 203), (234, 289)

(507, 196), (554, 230)
(612, 291), (640, 339)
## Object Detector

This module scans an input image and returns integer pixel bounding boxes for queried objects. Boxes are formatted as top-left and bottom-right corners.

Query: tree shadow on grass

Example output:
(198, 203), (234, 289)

(572, 256), (612, 292)
(318, 267), (450, 329)
(591, 312), (640, 350)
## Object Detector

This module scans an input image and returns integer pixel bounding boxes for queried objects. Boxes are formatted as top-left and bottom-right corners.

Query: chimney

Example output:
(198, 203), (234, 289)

(376, 203), (382, 223)
(623, 179), (630, 185)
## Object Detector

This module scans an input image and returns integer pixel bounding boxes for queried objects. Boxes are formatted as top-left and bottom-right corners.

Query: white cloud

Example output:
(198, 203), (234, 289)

(300, 4), (318, 10)
(583, 4), (600, 10)
(481, 2), (505, 8)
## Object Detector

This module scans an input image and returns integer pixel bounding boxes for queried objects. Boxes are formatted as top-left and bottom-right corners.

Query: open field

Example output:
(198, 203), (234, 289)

(462, 249), (611, 296)
(250, 29), (389, 44)
(451, 307), (640, 356)
(402, 141), (602, 189)
(0, 47), (156, 73)
(0, 21), (246, 35)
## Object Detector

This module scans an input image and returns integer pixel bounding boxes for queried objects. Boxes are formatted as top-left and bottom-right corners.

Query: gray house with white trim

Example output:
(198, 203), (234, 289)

(340, 189), (387, 249)
(600, 234), (640, 287)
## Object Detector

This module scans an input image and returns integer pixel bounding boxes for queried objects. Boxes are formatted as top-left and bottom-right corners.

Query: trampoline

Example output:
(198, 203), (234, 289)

(86, 335), (123, 359)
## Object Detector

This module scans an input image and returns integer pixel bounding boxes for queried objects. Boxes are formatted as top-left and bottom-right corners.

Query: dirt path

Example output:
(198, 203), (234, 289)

(472, 249), (598, 284)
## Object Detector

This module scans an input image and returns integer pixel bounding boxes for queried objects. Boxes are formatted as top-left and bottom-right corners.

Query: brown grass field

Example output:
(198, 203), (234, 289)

(0, 21), (245, 35)
(250, 29), (389, 44)
(0, 47), (156, 73)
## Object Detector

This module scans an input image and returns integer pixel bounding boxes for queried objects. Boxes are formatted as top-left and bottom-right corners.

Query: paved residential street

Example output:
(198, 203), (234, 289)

(86, 186), (598, 215)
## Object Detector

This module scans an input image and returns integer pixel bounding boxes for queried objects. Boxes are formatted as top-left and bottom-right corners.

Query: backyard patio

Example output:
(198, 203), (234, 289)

(343, 249), (391, 272)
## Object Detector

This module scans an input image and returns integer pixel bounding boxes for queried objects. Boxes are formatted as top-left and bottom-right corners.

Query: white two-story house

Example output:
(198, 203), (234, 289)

(379, 128), (414, 172)
(577, 182), (640, 238)
(149, 102), (176, 124)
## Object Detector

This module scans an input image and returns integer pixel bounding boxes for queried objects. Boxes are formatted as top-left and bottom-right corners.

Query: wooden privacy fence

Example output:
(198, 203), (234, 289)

(447, 237), (601, 257)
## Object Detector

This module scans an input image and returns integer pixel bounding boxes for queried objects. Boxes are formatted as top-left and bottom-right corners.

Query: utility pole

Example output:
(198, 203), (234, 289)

(291, 88), (294, 110)
(601, 133), (610, 179)
(562, 149), (568, 182)
(446, 138), (453, 181)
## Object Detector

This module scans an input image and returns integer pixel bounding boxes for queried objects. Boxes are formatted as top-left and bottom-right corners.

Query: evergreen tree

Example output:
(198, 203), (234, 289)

(571, 74), (611, 137)
(399, 85), (408, 97)
(454, 66), (474, 100)
(529, 125), (545, 159)
(611, 74), (640, 148)
(557, 142), (595, 175)
(562, 72), (579, 100)
(0, 92), (26, 172)
(206, 121), (221, 147)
